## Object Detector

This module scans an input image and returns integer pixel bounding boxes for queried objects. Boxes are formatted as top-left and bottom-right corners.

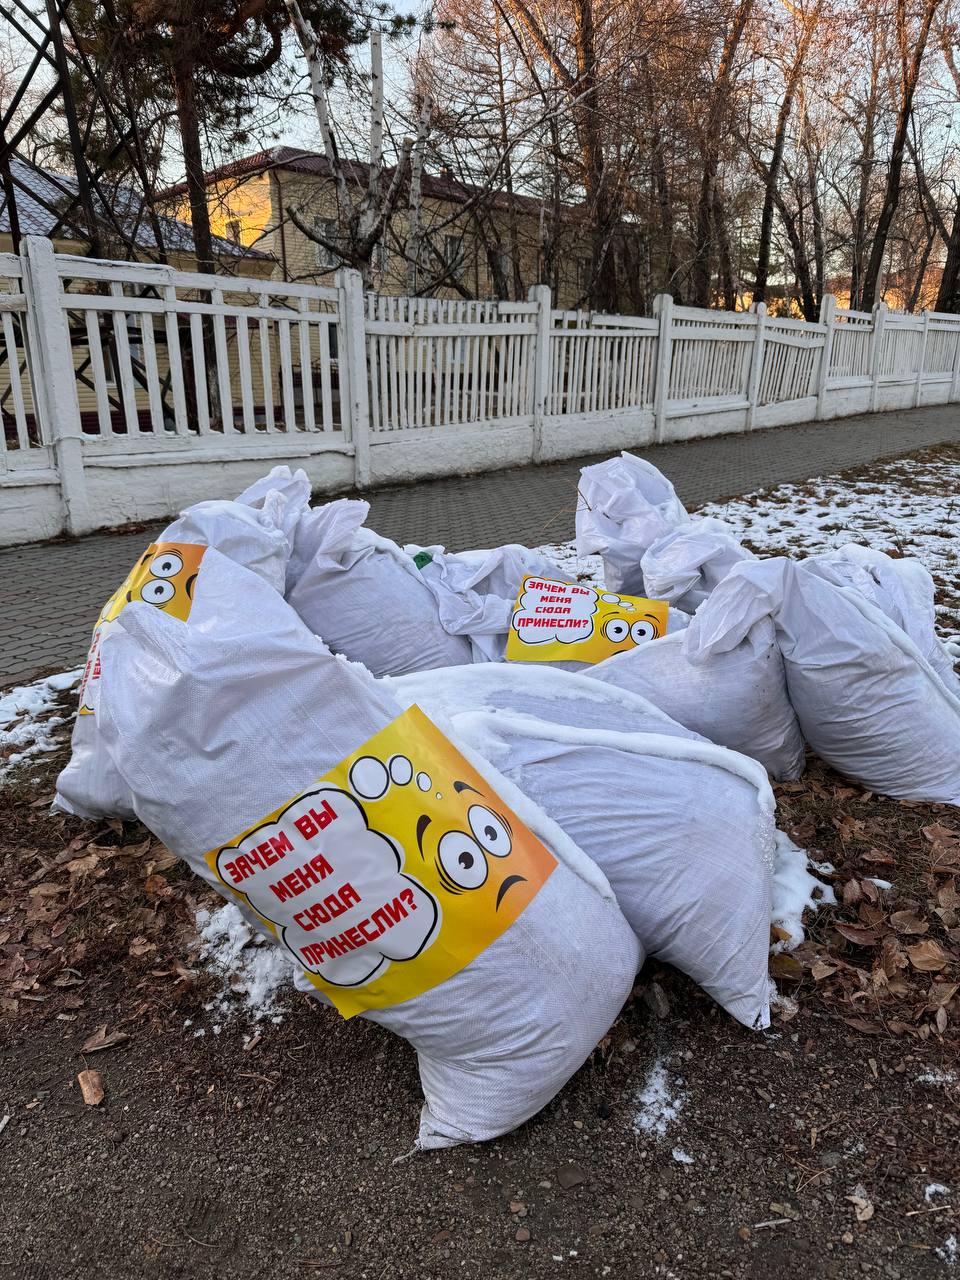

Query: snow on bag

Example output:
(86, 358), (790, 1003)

(54, 490), (301, 820)
(588, 617), (805, 780)
(803, 544), (960, 697)
(639, 517), (756, 613)
(575, 452), (689, 594)
(95, 573), (639, 1148)
(390, 663), (777, 1029)
(685, 557), (960, 804)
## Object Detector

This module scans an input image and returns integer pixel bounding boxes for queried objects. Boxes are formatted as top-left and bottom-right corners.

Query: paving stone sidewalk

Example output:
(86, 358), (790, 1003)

(2, 402), (959, 687)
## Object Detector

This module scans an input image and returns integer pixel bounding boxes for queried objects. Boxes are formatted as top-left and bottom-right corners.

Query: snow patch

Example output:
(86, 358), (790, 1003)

(771, 832), (837, 952)
(918, 1069), (959, 1086)
(0, 669), (81, 782)
(698, 456), (960, 646)
(195, 902), (296, 1023)
(937, 1235), (958, 1268)
(536, 542), (604, 589)
(926, 1184), (951, 1203)
(671, 1148), (694, 1165)
(633, 1058), (685, 1138)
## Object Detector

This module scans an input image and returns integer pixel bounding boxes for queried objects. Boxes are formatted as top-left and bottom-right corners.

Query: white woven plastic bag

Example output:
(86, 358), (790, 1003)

(287, 500), (476, 675)
(54, 491), (298, 820)
(588, 617), (805, 780)
(575, 452), (689, 594)
(391, 664), (777, 1029)
(640, 517), (755, 613)
(685, 557), (960, 803)
(95, 572), (638, 1149)
(805, 544), (960, 697)
(411, 543), (571, 661)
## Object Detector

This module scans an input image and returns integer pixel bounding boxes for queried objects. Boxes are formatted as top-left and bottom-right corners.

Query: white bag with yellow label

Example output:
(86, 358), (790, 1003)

(390, 664), (777, 1030)
(94, 569), (639, 1149)
(54, 492), (299, 820)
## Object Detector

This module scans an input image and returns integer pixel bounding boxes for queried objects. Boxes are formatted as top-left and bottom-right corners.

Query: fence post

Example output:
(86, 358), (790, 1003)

(20, 235), (93, 536)
(337, 267), (371, 489)
(815, 294), (836, 420)
(528, 283), (552, 464)
(951, 321), (960, 404)
(652, 293), (673, 443)
(869, 300), (888, 413)
(913, 310), (930, 408)
(745, 301), (766, 430)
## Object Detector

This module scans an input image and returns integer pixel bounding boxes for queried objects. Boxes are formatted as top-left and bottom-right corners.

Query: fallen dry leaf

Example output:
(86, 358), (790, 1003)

(906, 940), (950, 972)
(890, 911), (929, 936)
(77, 1069), (104, 1106)
(81, 1025), (130, 1054)
(66, 853), (100, 876)
(811, 960), (837, 981)
(835, 923), (880, 946)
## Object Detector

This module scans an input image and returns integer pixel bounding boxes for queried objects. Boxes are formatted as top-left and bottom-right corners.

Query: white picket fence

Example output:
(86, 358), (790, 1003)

(2, 235), (959, 545)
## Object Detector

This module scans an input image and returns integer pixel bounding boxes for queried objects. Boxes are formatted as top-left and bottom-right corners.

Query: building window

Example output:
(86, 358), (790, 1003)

(374, 240), (389, 274)
(314, 217), (339, 269)
(492, 250), (511, 295)
(443, 234), (463, 277)
(225, 218), (242, 245)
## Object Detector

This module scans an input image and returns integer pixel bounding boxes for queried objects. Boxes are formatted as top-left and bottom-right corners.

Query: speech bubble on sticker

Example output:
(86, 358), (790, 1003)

(510, 577), (598, 646)
(506, 575), (669, 665)
(215, 785), (439, 988)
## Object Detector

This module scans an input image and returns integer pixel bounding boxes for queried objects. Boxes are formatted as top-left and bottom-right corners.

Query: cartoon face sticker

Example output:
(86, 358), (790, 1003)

(417, 782), (527, 911)
(78, 541), (207, 715)
(205, 705), (558, 1018)
(97, 542), (206, 628)
(506, 575), (668, 665)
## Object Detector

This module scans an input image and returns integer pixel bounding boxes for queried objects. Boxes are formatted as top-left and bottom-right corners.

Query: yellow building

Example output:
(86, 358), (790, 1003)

(160, 146), (593, 307)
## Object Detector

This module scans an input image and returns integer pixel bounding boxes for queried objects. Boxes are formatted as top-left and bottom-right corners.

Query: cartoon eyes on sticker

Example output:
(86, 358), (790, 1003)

(437, 830), (488, 890)
(140, 578), (176, 605)
(467, 804), (512, 857)
(150, 551), (184, 579)
(603, 617), (630, 643)
(631, 619), (659, 644)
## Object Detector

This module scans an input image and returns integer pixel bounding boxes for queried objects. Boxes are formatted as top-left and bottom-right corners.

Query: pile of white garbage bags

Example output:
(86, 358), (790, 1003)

(81, 526), (639, 1150)
(576, 451), (960, 801)
(288, 497), (563, 673)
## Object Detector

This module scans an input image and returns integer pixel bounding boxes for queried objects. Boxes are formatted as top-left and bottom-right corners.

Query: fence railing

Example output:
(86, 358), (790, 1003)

(4, 233), (960, 544)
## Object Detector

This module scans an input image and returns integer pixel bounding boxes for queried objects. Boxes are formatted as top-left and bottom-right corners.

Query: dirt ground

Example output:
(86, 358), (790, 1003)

(1, 701), (958, 1280)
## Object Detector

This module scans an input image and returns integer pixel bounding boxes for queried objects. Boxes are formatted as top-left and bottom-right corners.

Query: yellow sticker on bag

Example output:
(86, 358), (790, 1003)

(505, 574), (669, 664)
(78, 541), (206, 715)
(204, 705), (558, 1018)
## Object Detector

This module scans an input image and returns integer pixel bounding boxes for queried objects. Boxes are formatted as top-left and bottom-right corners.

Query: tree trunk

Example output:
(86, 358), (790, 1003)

(713, 190), (736, 310)
(858, 0), (942, 308)
(170, 46), (215, 273)
(753, 5), (820, 303)
(936, 193), (960, 312)
(690, 0), (755, 307)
